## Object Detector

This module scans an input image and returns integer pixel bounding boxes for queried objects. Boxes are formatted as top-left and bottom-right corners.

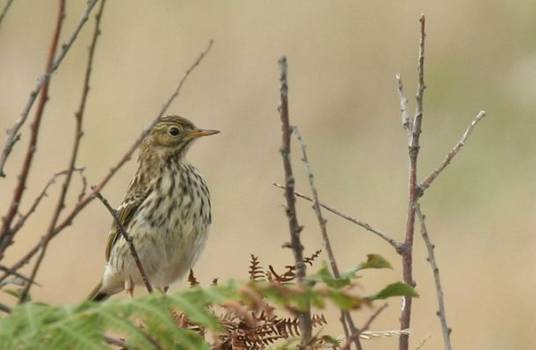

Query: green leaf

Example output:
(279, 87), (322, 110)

(308, 264), (353, 289)
(368, 282), (419, 300)
(356, 254), (392, 271)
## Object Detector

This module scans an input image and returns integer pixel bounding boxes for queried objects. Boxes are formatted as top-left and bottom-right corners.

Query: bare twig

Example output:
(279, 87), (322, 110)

(0, 0), (14, 27)
(399, 14), (425, 350)
(10, 168), (84, 236)
(0, 0), (99, 177)
(0, 265), (38, 287)
(93, 190), (153, 293)
(0, 0), (66, 260)
(340, 304), (389, 350)
(396, 74), (411, 135)
(277, 56), (312, 347)
(293, 127), (362, 350)
(0, 302), (12, 314)
(18, 0), (108, 303)
(273, 183), (401, 251)
(416, 206), (452, 350)
(0, 40), (213, 284)
(418, 110), (486, 195)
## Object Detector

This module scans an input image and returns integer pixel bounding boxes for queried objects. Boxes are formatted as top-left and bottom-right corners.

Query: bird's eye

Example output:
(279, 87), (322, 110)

(168, 127), (180, 136)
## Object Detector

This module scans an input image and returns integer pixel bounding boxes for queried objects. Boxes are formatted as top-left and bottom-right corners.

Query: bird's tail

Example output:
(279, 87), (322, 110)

(87, 281), (110, 302)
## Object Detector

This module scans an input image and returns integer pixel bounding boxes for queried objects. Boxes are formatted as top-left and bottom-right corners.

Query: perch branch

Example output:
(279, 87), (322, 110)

(93, 190), (153, 293)
(399, 14), (425, 350)
(0, 0), (99, 177)
(18, 0), (108, 303)
(277, 56), (312, 347)
(0, 40), (213, 284)
(0, 0), (66, 261)
(418, 110), (486, 195)
(273, 183), (401, 251)
(416, 205), (452, 350)
(293, 127), (362, 350)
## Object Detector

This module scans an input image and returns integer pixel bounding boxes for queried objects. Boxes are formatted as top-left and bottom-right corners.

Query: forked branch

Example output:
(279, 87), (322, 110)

(419, 110), (486, 195)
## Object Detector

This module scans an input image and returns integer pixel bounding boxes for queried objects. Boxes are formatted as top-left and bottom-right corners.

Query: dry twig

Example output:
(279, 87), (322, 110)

(0, 0), (99, 177)
(416, 206), (452, 350)
(273, 183), (401, 251)
(399, 14), (425, 350)
(93, 190), (153, 293)
(0, 0), (67, 261)
(340, 304), (389, 350)
(18, 0), (108, 303)
(0, 0), (14, 27)
(10, 168), (84, 236)
(418, 110), (486, 195)
(277, 56), (312, 347)
(293, 127), (362, 350)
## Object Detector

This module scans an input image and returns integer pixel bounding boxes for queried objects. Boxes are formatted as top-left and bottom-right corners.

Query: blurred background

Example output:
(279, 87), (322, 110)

(1, 1), (535, 349)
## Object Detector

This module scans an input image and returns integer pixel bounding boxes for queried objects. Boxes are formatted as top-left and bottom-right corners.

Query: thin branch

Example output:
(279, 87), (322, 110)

(18, 0), (108, 303)
(273, 183), (401, 251)
(0, 0), (14, 27)
(93, 190), (153, 293)
(0, 0), (99, 177)
(340, 304), (389, 350)
(277, 56), (312, 347)
(10, 168), (84, 236)
(0, 302), (12, 314)
(416, 206), (452, 350)
(418, 110), (486, 195)
(0, 265), (39, 287)
(293, 127), (362, 350)
(396, 74), (411, 135)
(0, 0), (66, 260)
(0, 40), (213, 285)
(400, 14), (425, 350)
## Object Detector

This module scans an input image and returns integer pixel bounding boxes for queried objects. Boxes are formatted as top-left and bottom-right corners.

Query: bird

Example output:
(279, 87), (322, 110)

(88, 115), (219, 301)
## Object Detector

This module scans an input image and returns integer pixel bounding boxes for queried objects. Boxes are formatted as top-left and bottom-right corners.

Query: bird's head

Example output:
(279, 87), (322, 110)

(142, 115), (219, 160)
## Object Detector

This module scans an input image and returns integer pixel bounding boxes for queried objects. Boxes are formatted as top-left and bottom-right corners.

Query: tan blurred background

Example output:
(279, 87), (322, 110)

(1, 0), (535, 349)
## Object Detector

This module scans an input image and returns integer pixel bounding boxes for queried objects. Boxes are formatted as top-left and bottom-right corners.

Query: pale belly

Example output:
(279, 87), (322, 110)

(104, 164), (211, 292)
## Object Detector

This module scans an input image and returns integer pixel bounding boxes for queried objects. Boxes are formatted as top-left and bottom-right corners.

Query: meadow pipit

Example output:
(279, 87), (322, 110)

(88, 115), (219, 301)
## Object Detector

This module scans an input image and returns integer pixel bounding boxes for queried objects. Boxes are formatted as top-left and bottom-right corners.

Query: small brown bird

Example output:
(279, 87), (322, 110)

(88, 115), (219, 301)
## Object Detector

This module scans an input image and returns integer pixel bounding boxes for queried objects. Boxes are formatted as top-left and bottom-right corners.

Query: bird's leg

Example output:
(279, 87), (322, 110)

(156, 286), (169, 294)
(125, 277), (135, 298)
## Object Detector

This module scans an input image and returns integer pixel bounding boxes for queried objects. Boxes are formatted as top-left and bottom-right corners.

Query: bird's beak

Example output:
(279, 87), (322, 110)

(186, 129), (220, 139)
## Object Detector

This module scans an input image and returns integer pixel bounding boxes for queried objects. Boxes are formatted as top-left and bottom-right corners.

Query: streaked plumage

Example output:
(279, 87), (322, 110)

(89, 116), (218, 301)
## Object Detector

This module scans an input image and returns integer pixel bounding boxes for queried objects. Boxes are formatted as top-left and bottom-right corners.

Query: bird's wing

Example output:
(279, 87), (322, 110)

(104, 191), (148, 261)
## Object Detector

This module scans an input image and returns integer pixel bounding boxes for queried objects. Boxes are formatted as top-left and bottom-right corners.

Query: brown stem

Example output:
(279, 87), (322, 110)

(18, 0), (108, 303)
(277, 56), (312, 347)
(0, 0), (99, 177)
(93, 190), (153, 293)
(0, 0), (66, 260)
(399, 14), (425, 350)
(416, 206), (452, 350)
